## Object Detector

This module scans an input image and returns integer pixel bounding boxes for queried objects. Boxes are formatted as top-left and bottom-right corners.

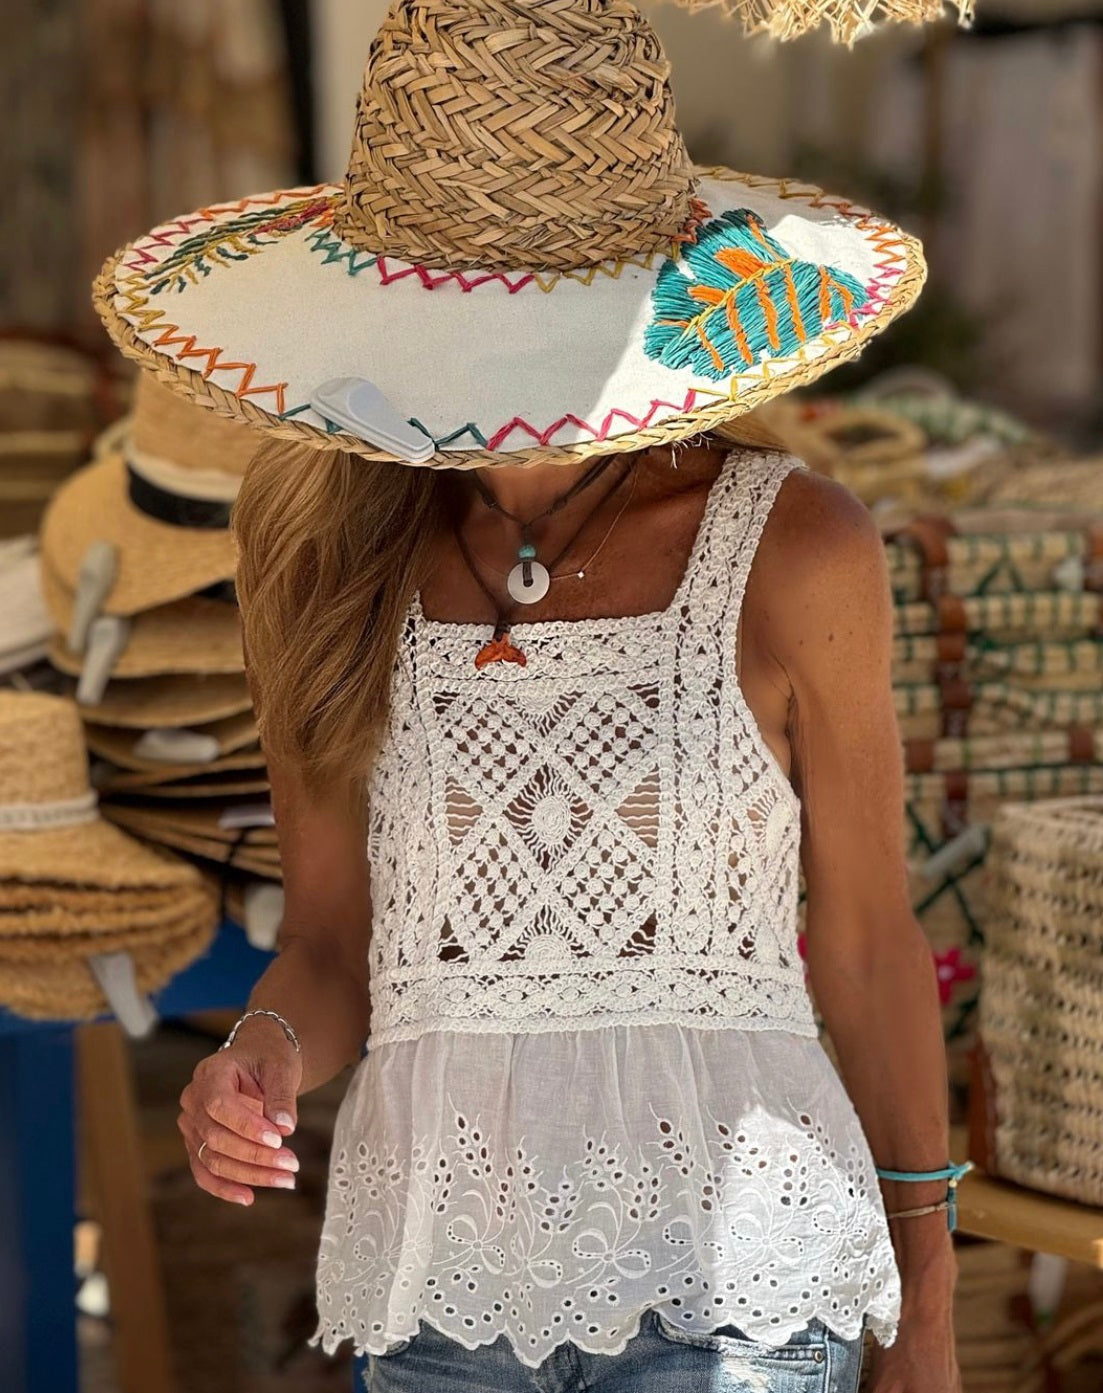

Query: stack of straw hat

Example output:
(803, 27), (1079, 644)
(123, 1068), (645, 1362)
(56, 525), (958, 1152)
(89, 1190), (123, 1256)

(0, 691), (218, 1020)
(0, 337), (128, 541)
(37, 371), (281, 887)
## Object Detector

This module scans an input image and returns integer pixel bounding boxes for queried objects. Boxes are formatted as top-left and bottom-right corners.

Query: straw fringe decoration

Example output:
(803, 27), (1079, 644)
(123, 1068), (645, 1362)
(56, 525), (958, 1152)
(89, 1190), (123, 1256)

(981, 798), (1103, 1207)
(664, 0), (973, 44)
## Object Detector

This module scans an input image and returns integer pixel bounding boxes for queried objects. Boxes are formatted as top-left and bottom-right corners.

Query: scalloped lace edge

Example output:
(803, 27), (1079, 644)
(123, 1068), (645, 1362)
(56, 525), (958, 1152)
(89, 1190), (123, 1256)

(308, 1300), (900, 1371)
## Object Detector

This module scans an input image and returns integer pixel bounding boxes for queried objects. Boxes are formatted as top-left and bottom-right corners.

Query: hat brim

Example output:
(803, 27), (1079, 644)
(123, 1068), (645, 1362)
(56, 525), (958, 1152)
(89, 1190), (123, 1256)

(0, 884), (218, 952)
(42, 562), (244, 678)
(0, 906), (217, 1021)
(71, 671), (254, 728)
(103, 818), (282, 879)
(95, 169), (925, 470)
(40, 452), (237, 616)
(104, 801), (278, 845)
(95, 745), (265, 791)
(111, 771), (271, 799)
(85, 710), (258, 771)
(0, 816), (203, 890)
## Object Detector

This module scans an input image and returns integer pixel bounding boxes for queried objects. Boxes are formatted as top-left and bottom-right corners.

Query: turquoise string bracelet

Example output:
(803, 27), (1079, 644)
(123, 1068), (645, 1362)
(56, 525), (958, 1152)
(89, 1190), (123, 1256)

(875, 1160), (974, 1232)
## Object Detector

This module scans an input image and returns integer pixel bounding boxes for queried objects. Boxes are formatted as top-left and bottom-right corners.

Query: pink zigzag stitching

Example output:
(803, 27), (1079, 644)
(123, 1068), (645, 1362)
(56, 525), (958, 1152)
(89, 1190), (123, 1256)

(486, 393), (701, 451)
(375, 257), (533, 294)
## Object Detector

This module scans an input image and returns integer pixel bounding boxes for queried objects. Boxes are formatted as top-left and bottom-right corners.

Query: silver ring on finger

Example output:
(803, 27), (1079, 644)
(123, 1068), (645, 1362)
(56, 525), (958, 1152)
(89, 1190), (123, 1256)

(197, 1140), (209, 1166)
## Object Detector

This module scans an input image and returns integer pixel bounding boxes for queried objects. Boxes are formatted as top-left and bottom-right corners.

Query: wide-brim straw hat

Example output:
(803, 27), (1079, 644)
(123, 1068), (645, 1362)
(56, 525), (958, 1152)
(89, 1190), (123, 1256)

(105, 804), (280, 880)
(94, 0), (927, 473)
(40, 375), (261, 617)
(84, 710), (259, 772)
(112, 771), (272, 799)
(0, 907), (217, 1021)
(0, 690), (211, 892)
(95, 746), (266, 793)
(71, 671), (254, 729)
(104, 802), (278, 846)
(42, 564), (244, 678)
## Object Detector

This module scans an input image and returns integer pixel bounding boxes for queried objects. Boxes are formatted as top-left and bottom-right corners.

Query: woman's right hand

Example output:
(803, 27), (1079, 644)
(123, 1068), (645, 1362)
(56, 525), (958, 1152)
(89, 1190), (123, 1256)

(178, 1016), (303, 1205)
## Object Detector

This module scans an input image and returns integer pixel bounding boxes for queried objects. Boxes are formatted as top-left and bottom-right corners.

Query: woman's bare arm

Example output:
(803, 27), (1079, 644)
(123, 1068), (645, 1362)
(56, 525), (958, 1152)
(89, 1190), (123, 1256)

(755, 470), (958, 1389)
(178, 759), (372, 1203)
(225, 757), (373, 1101)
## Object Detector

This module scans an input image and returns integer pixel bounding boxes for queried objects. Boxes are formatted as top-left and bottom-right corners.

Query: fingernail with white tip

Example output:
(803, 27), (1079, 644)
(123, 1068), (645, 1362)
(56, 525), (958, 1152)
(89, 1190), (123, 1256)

(262, 1130), (282, 1149)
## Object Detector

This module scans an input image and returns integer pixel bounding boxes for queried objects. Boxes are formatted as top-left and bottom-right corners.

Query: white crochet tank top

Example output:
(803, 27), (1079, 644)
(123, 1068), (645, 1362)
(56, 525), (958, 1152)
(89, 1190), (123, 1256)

(310, 450), (901, 1367)
(366, 447), (813, 1047)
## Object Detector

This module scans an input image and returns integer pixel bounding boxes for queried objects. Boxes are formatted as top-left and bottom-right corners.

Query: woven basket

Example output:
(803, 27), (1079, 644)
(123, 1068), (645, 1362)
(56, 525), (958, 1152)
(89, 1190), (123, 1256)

(892, 635), (1103, 688)
(978, 797), (1103, 1207)
(895, 592), (1102, 643)
(886, 527), (1102, 605)
(902, 765), (1103, 1077)
(894, 682), (1103, 741)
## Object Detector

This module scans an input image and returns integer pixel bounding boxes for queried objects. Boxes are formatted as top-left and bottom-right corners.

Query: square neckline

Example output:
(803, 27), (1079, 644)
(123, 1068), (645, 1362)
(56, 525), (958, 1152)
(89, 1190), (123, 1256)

(411, 448), (740, 637)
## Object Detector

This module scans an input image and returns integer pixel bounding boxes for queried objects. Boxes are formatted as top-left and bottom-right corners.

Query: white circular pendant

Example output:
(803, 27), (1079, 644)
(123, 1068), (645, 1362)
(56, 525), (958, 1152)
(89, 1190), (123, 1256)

(507, 559), (551, 605)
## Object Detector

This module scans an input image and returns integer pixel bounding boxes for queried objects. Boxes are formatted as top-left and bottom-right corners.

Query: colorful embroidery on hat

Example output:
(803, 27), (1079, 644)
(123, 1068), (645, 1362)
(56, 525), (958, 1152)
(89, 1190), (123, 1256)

(146, 195), (338, 294)
(644, 210), (868, 381)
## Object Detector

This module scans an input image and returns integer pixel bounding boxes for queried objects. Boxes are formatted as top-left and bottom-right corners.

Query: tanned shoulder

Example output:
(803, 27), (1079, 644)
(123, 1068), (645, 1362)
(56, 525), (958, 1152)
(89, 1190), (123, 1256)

(752, 461), (894, 679)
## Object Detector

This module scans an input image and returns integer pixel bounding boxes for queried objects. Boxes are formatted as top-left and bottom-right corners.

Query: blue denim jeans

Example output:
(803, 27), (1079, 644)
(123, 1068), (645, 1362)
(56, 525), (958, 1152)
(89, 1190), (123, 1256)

(354, 1310), (866, 1392)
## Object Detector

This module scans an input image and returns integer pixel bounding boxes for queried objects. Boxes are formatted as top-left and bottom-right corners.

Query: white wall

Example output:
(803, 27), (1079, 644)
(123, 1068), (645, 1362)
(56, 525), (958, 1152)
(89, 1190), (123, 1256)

(311, 0), (389, 179)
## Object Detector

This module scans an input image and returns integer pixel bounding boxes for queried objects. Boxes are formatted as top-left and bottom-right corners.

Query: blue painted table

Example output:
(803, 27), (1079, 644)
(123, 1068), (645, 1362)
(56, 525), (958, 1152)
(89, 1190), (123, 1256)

(0, 920), (273, 1393)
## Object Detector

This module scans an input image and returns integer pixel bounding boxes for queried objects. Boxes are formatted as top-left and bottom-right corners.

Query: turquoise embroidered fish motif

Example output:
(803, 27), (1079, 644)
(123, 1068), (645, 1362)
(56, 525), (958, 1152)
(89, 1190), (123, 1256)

(644, 210), (867, 380)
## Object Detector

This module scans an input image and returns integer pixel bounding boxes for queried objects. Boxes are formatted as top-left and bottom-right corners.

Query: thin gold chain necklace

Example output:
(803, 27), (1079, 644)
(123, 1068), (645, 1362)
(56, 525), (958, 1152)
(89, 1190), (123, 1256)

(465, 462), (639, 581)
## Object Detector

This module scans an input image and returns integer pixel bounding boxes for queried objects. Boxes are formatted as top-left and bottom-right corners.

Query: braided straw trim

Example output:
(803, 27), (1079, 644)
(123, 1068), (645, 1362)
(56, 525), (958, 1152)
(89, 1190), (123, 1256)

(665, 0), (973, 45)
(91, 173), (927, 472)
(336, 0), (693, 272)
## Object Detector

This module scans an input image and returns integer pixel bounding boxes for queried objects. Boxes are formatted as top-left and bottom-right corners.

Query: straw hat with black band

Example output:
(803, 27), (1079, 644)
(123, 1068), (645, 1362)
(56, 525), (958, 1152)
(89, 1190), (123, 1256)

(94, 0), (928, 477)
(40, 372), (261, 618)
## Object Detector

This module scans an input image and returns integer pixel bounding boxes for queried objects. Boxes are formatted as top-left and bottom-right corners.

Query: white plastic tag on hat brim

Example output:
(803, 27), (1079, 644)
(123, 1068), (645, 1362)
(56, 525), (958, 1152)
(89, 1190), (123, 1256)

(88, 951), (159, 1038)
(310, 378), (435, 464)
(69, 541), (119, 655)
(242, 881), (284, 952)
(133, 727), (221, 765)
(218, 802), (275, 831)
(77, 615), (131, 706)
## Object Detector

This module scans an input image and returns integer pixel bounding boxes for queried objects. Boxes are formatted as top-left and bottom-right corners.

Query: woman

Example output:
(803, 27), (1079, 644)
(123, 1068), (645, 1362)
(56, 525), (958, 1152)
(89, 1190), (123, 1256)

(178, 428), (959, 1393)
(95, 2), (961, 1388)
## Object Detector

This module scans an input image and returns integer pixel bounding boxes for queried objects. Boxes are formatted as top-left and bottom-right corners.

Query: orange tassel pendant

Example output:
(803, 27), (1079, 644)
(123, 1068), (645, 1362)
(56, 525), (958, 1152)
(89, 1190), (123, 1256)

(475, 626), (527, 671)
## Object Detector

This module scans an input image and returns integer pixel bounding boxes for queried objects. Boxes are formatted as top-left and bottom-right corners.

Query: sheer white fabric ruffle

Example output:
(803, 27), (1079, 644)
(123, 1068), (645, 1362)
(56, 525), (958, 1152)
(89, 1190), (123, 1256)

(309, 1025), (901, 1369)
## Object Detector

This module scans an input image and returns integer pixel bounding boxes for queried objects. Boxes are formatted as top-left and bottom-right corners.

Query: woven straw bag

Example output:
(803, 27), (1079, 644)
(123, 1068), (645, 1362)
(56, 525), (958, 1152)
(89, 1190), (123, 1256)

(977, 798), (1103, 1207)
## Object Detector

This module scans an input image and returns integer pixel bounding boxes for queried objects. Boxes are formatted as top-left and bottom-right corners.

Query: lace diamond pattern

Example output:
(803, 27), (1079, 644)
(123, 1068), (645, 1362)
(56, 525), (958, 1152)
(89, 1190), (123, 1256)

(366, 450), (817, 1045)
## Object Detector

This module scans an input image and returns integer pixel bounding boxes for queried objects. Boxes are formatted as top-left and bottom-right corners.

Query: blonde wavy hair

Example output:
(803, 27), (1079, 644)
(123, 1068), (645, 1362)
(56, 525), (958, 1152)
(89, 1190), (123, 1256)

(232, 440), (448, 797)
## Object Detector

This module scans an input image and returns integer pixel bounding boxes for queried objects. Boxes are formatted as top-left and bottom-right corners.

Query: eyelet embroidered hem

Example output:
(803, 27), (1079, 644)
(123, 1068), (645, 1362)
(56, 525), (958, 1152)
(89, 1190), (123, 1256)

(312, 1027), (902, 1372)
(308, 1298), (899, 1371)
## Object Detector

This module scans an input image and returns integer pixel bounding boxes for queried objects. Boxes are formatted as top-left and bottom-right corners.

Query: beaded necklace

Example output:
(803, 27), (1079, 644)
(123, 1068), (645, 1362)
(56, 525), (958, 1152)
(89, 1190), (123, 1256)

(451, 459), (637, 669)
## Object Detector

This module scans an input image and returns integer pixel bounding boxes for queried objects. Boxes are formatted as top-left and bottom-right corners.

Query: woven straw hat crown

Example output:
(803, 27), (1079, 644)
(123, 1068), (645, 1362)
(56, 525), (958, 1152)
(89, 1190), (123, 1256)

(333, 0), (696, 272)
(0, 693), (91, 808)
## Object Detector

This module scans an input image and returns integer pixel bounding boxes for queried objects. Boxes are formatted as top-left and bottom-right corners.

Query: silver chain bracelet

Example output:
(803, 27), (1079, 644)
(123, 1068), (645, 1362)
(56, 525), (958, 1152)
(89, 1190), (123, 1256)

(219, 1008), (302, 1054)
